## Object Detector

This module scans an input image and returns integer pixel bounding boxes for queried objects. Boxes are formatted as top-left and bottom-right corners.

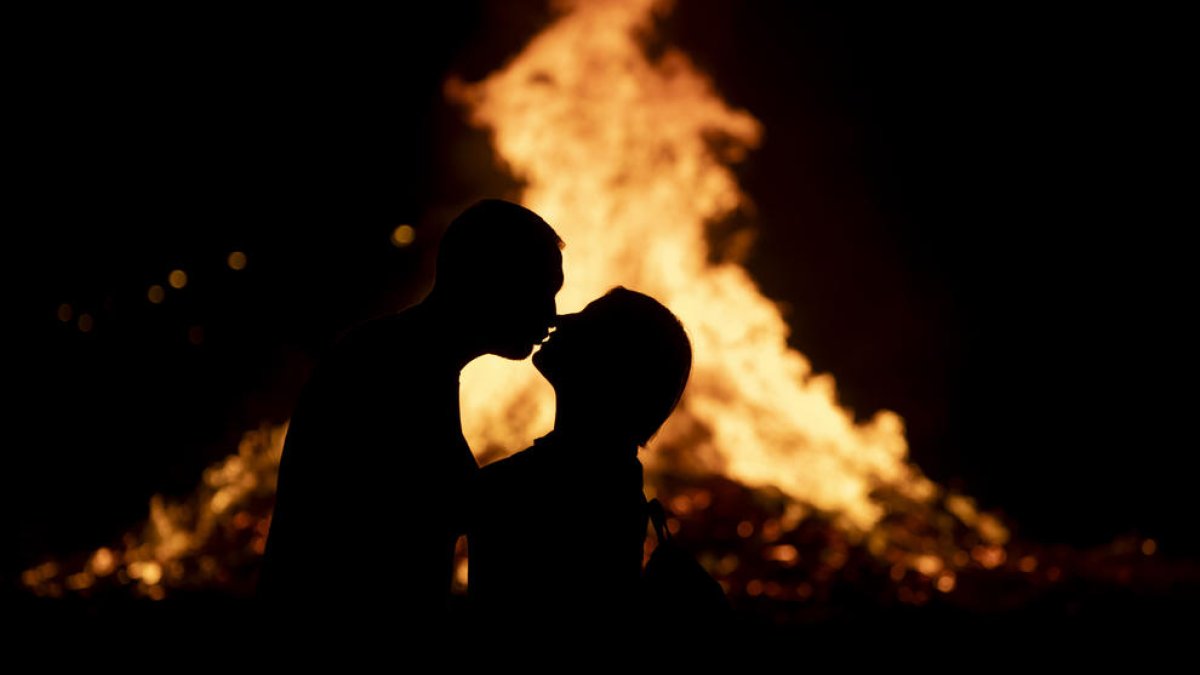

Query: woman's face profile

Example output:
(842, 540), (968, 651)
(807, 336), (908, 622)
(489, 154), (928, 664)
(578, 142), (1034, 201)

(533, 299), (622, 390)
(533, 288), (691, 444)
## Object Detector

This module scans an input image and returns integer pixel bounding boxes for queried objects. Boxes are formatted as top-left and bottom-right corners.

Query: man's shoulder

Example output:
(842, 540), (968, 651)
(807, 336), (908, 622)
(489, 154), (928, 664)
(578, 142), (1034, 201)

(477, 445), (544, 490)
(337, 311), (418, 351)
(323, 311), (428, 371)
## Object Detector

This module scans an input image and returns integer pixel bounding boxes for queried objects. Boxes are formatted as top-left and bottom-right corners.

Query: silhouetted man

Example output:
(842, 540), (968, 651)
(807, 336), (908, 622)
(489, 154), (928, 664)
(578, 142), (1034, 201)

(259, 200), (563, 634)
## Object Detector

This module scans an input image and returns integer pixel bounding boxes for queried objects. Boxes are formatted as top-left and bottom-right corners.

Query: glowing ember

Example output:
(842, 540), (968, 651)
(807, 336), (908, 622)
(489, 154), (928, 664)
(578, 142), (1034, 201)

(22, 424), (285, 599)
(89, 548), (116, 577)
(391, 224), (417, 247)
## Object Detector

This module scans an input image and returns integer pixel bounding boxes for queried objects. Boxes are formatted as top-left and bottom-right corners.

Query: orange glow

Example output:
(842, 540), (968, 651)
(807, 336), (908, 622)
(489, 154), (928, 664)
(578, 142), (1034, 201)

(746, 579), (764, 597)
(227, 251), (247, 270)
(824, 549), (848, 570)
(148, 285), (165, 304)
(972, 545), (1007, 570)
(668, 494), (692, 515)
(90, 548), (116, 577)
(66, 572), (95, 591)
(391, 225), (416, 247)
(736, 521), (755, 539)
(945, 495), (1009, 545)
(454, 558), (469, 592)
(766, 545), (799, 565)
(1018, 555), (1038, 573)
(1141, 539), (1157, 556)
(22, 562), (60, 589)
(760, 519), (782, 542)
(77, 313), (93, 333)
(715, 554), (739, 576)
(936, 572), (956, 593)
(169, 270), (188, 289)
(780, 504), (807, 532)
(57, 303), (73, 322)
(914, 554), (943, 577)
(211, 489), (233, 514)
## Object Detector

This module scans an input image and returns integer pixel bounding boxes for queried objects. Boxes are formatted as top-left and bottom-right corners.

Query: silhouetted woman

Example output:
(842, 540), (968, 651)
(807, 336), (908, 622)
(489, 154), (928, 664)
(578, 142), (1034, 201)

(467, 287), (691, 631)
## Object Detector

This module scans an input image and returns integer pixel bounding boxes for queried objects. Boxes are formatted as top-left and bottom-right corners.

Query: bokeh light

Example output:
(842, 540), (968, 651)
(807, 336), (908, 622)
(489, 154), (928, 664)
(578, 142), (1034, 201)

(391, 224), (416, 247)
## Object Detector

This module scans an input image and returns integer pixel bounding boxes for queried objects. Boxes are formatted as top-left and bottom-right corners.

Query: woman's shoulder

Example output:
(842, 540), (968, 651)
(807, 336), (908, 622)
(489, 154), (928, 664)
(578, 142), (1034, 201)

(479, 433), (645, 494)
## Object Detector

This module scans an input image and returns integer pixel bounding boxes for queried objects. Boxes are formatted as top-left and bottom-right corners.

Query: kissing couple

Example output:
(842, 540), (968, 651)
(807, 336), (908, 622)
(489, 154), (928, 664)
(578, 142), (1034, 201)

(258, 199), (692, 639)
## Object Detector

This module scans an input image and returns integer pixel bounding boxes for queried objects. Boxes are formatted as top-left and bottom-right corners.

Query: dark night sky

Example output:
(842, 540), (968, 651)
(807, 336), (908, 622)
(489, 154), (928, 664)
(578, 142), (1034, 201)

(6, 2), (1195, 580)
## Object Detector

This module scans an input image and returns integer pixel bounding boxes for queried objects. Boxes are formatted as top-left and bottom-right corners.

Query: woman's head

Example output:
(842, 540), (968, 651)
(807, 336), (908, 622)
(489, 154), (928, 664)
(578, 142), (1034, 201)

(534, 287), (692, 446)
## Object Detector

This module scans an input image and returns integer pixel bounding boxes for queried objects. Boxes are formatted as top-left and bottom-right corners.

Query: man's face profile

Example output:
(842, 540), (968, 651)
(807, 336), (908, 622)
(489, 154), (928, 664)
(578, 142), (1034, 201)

(486, 253), (563, 360)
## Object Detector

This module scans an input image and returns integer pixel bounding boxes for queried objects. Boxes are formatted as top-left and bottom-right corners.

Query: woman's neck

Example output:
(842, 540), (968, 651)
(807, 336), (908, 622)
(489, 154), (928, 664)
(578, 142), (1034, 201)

(551, 401), (639, 458)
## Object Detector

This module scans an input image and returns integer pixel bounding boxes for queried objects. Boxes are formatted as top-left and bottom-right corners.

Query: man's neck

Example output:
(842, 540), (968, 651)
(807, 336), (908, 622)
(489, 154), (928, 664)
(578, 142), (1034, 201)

(410, 295), (488, 372)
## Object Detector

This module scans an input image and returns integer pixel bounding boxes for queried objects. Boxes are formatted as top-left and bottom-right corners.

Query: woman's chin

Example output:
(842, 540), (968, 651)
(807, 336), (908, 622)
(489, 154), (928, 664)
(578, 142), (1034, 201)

(532, 350), (556, 381)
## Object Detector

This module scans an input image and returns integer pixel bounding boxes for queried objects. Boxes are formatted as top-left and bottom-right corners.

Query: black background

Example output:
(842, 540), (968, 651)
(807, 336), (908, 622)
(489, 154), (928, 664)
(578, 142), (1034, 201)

(6, 2), (1195, 583)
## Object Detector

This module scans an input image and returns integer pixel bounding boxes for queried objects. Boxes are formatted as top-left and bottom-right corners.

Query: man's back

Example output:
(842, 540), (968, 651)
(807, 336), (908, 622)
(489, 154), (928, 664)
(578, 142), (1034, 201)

(259, 308), (478, 627)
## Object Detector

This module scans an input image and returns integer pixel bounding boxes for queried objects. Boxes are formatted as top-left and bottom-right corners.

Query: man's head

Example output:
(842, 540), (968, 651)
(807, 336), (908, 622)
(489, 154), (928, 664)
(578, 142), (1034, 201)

(433, 199), (564, 360)
(534, 287), (692, 446)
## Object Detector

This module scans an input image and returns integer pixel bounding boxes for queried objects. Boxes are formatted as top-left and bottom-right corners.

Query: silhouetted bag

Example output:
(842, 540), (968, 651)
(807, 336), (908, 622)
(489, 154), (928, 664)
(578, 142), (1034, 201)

(642, 498), (731, 626)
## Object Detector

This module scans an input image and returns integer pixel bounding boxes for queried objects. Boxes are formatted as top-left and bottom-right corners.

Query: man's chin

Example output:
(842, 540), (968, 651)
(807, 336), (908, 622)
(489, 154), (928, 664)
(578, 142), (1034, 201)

(493, 342), (535, 361)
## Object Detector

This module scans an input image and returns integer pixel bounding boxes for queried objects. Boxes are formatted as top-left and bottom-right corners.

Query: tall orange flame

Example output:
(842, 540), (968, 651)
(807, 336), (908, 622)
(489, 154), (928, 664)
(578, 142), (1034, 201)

(450, 0), (936, 533)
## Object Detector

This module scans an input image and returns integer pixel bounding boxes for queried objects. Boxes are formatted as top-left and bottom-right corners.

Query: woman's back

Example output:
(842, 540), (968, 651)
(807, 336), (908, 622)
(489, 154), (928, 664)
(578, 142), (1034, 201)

(468, 432), (647, 627)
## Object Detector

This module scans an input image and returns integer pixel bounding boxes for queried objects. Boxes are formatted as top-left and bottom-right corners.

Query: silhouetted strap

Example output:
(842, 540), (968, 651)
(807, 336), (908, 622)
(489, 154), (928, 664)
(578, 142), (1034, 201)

(647, 497), (670, 544)
(641, 496), (732, 626)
